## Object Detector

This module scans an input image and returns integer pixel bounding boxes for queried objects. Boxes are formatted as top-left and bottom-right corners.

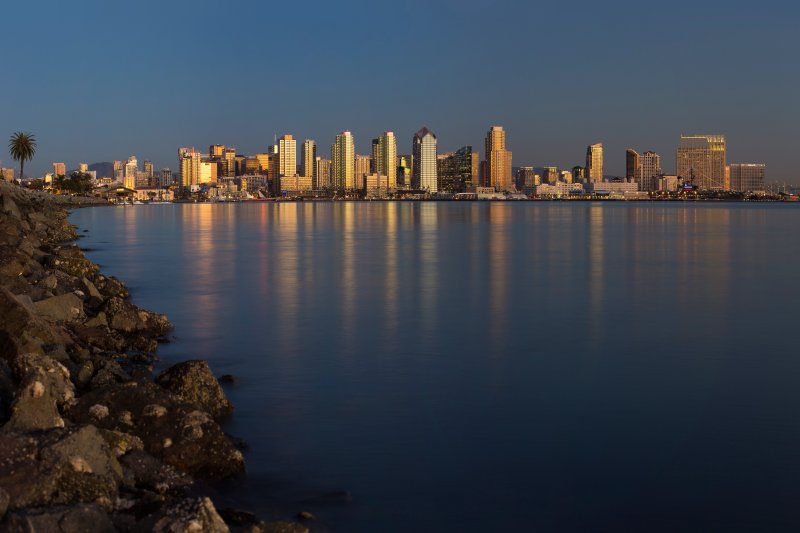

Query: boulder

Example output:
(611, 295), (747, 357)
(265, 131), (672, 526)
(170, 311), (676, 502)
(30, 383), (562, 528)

(92, 275), (129, 300)
(156, 360), (234, 420)
(3, 354), (74, 433)
(152, 497), (230, 533)
(32, 292), (85, 322)
(0, 425), (121, 510)
(0, 286), (75, 358)
(2, 504), (115, 533)
(119, 450), (192, 494)
(102, 297), (172, 336)
(67, 381), (245, 481)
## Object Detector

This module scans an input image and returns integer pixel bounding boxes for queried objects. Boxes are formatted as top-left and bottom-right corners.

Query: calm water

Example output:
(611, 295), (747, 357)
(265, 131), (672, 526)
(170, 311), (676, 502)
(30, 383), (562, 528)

(71, 202), (800, 532)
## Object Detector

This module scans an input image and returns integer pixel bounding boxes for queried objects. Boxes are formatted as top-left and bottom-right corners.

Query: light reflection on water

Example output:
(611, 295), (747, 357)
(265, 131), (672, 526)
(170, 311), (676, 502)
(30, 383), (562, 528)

(71, 202), (800, 533)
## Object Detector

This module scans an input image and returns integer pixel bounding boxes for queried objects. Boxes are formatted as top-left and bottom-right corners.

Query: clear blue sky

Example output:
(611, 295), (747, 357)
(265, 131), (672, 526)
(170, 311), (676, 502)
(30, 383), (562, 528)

(2, 0), (797, 181)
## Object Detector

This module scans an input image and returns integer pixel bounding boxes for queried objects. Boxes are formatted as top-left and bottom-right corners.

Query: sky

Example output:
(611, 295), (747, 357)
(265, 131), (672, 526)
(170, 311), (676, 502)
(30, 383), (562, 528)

(1, 0), (798, 181)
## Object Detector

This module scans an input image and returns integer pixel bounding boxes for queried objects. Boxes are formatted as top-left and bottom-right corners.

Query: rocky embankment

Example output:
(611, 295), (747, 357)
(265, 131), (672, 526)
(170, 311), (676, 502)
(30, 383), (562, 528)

(0, 182), (308, 533)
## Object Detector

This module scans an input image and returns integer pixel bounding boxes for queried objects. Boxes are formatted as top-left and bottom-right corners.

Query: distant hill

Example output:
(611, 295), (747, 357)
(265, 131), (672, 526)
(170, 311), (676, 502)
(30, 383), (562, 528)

(89, 162), (114, 179)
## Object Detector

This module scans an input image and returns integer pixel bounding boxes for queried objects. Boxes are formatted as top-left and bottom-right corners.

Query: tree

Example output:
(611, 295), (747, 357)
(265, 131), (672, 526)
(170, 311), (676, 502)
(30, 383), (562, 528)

(9, 132), (36, 182)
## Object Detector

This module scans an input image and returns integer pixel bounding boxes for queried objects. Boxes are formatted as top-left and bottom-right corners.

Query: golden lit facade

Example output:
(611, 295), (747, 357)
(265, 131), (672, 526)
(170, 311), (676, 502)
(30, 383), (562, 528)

(372, 132), (397, 189)
(278, 134), (297, 177)
(484, 126), (513, 191)
(412, 127), (438, 192)
(53, 162), (66, 177)
(676, 135), (727, 190)
(302, 139), (316, 180)
(586, 143), (603, 183)
(332, 131), (355, 190)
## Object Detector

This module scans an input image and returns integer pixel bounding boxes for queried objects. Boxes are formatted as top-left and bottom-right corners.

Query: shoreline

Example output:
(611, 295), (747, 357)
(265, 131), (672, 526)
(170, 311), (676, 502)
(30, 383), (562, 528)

(0, 181), (309, 532)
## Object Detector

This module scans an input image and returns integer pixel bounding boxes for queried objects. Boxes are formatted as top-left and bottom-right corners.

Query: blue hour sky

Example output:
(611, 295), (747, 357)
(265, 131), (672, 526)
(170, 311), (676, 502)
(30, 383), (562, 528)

(1, 0), (797, 181)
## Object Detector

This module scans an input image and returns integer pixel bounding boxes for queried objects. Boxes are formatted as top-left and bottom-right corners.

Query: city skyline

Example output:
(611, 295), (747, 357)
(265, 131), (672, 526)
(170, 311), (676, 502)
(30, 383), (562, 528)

(1, 1), (797, 182)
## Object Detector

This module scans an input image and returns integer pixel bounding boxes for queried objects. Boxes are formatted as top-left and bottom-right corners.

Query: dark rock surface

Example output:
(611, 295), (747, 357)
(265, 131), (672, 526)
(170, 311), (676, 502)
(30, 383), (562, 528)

(0, 182), (309, 532)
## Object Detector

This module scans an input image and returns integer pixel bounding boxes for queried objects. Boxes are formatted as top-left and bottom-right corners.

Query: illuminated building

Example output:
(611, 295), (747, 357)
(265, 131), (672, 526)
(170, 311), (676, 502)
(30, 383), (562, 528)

(484, 126), (513, 191)
(676, 135), (726, 190)
(332, 131), (355, 190)
(412, 127), (438, 192)
(586, 143), (603, 183)
(729, 163), (765, 192)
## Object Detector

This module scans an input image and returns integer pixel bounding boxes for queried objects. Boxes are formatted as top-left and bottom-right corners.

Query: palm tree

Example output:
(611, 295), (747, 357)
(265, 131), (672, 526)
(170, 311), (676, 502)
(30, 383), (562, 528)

(9, 132), (37, 182)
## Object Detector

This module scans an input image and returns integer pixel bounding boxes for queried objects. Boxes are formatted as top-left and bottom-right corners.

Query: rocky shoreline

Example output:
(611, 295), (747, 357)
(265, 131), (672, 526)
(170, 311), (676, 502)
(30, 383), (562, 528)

(0, 182), (309, 532)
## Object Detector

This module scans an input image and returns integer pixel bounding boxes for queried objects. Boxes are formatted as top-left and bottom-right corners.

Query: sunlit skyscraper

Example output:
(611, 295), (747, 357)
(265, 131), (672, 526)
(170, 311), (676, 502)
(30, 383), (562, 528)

(315, 156), (330, 189)
(625, 149), (640, 181)
(412, 127), (438, 192)
(640, 151), (662, 192)
(372, 132), (398, 189)
(354, 155), (372, 190)
(332, 131), (355, 190)
(277, 134), (297, 177)
(53, 162), (66, 177)
(676, 135), (727, 190)
(586, 143), (603, 183)
(302, 139), (316, 180)
(484, 126), (513, 191)
(729, 163), (765, 192)
(179, 148), (200, 187)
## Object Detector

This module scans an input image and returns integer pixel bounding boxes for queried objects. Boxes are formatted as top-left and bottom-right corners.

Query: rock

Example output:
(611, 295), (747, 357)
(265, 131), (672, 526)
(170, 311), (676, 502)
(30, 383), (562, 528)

(3, 504), (115, 533)
(0, 286), (75, 358)
(3, 354), (74, 432)
(0, 359), (15, 424)
(97, 429), (144, 457)
(43, 246), (99, 279)
(2, 194), (21, 219)
(40, 274), (58, 290)
(102, 296), (172, 336)
(156, 361), (234, 420)
(80, 276), (104, 305)
(119, 450), (192, 493)
(89, 404), (110, 421)
(84, 311), (108, 328)
(0, 426), (121, 510)
(258, 521), (310, 533)
(67, 381), (245, 481)
(32, 293), (85, 323)
(92, 275), (129, 300)
(75, 359), (94, 389)
(0, 486), (8, 520)
(153, 497), (230, 533)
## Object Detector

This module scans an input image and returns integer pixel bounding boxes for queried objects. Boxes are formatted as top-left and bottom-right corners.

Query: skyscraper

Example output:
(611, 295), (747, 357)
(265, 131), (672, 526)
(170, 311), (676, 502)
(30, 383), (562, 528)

(639, 151), (662, 192)
(143, 160), (154, 183)
(315, 157), (330, 189)
(372, 132), (398, 189)
(210, 145), (225, 158)
(625, 149), (640, 182)
(113, 161), (123, 181)
(543, 166), (559, 185)
(53, 162), (66, 177)
(331, 131), (355, 190)
(160, 168), (172, 188)
(277, 134), (297, 177)
(729, 163), (765, 192)
(302, 139), (316, 180)
(124, 156), (138, 189)
(436, 146), (479, 193)
(484, 126), (513, 191)
(412, 127), (438, 192)
(586, 143), (603, 183)
(676, 135), (726, 190)
(79, 163), (89, 173)
(179, 148), (201, 187)
(354, 155), (372, 190)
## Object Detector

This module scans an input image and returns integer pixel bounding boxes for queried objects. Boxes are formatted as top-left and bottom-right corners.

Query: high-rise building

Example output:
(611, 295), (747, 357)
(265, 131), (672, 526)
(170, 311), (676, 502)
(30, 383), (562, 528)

(676, 135), (726, 190)
(436, 146), (479, 193)
(179, 148), (201, 187)
(560, 170), (573, 184)
(331, 131), (355, 190)
(113, 161), (123, 181)
(53, 162), (66, 177)
(255, 153), (270, 175)
(276, 134), (297, 178)
(586, 143), (603, 183)
(572, 166), (586, 182)
(78, 163), (89, 173)
(222, 148), (237, 178)
(372, 132), (398, 189)
(517, 167), (537, 190)
(199, 161), (218, 183)
(639, 151), (662, 192)
(354, 155), (372, 190)
(484, 126), (513, 191)
(143, 160), (154, 181)
(315, 157), (331, 189)
(543, 166), (559, 184)
(160, 168), (172, 188)
(210, 145), (225, 158)
(397, 155), (413, 188)
(124, 156), (138, 189)
(302, 139), (316, 180)
(729, 163), (766, 192)
(625, 149), (640, 182)
(412, 127), (438, 192)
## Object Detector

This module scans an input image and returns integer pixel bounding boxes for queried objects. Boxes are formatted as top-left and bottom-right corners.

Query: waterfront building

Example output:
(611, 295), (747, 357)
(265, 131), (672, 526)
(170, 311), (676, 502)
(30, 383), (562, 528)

(676, 135), (727, 190)
(639, 151), (662, 192)
(412, 127), (438, 192)
(124, 156), (138, 189)
(315, 156), (330, 189)
(277, 134), (297, 179)
(543, 166), (559, 185)
(302, 139), (316, 181)
(484, 126), (513, 191)
(572, 166), (585, 182)
(135, 170), (150, 189)
(658, 175), (679, 192)
(53, 162), (66, 177)
(159, 168), (172, 188)
(364, 173), (390, 196)
(371, 132), (398, 189)
(222, 148), (237, 178)
(332, 131), (355, 190)
(354, 155), (372, 190)
(560, 170), (573, 184)
(586, 180), (638, 195)
(625, 149), (641, 182)
(535, 182), (585, 197)
(143, 160), (154, 181)
(729, 163), (766, 192)
(179, 148), (201, 187)
(397, 155), (413, 188)
(586, 143), (603, 183)
(517, 167), (537, 189)
(436, 146), (479, 193)
(255, 153), (270, 175)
